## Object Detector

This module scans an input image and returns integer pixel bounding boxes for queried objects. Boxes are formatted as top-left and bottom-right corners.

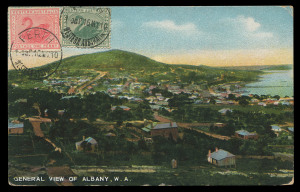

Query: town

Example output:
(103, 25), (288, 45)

(8, 51), (294, 186)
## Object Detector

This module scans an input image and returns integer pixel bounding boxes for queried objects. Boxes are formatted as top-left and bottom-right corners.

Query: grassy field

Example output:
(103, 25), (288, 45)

(70, 160), (293, 186)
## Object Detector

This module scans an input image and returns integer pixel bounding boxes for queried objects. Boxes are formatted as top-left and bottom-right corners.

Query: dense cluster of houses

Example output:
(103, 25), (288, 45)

(34, 72), (295, 110)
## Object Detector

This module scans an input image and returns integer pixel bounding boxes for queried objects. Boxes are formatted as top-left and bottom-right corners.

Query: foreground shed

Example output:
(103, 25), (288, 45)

(207, 148), (236, 168)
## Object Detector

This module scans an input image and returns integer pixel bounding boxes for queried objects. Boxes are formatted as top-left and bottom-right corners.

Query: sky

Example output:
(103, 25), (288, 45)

(8, 6), (293, 69)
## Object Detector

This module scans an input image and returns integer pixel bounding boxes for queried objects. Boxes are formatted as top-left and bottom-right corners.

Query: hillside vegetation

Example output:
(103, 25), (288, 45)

(8, 49), (263, 85)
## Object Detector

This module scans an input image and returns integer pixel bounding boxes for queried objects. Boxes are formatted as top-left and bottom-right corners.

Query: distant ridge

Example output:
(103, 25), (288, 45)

(217, 64), (293, 71)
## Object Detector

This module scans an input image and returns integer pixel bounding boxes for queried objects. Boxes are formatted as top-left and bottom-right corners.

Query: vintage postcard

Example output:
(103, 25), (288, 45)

(8, 6), (293, 186)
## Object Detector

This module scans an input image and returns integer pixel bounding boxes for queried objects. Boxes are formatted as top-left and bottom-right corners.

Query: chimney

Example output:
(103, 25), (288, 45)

(208, 150), (211, 157)
(170, 122), (172, 127)
(215, 147), (218, 152)
(83, 136), (85, 141)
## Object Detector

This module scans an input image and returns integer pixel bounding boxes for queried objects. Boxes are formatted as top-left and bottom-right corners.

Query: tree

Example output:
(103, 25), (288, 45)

(138, 139), (148, 151)
(209, 98), (216, 104)
(227, 94), (236, 100)
(228, 138), (243, 153)
(273, 95), (281, 100)
(239, 99), (249, 106)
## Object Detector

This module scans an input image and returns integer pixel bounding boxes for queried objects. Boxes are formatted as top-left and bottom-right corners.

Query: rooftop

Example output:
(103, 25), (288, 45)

(210, 149), (235, 161)
(8, 122), (24, 129)
(236, 130), (257, 136)
(271, 125), (281, 130)
(153, 122), (178, 130)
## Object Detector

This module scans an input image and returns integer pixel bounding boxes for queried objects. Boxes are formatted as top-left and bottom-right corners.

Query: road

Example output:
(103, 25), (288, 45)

(76, 71), (108, 93)
(28, 117), (75, 186)
(153, 112), (231, 141)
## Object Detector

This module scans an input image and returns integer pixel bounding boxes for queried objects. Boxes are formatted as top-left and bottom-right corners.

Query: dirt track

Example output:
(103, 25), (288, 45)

(154, 113), (231, 141)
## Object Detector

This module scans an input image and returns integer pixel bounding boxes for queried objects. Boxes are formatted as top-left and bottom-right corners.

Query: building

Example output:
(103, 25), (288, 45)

(218, 108), (233, 115)
(105, 132), (116, 137)
(235, 130), (258, 140)
(58, 109), (65, 116)
(8, 121), (24, 135)
(150, 122), (179, 141)
(271, 125), (282, 132)
(144, 137), (153, 144)
(288, 127), (294, 133)
(75, 136), (98, 152)
(207, 148), (236, 167)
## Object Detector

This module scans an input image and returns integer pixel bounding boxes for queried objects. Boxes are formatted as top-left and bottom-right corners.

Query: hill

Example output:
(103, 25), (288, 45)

(8, 49), (263, 87)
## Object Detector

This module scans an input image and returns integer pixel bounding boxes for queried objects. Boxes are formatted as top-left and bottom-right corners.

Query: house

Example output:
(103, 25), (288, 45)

(288, 127), (294, 133)
(235, 130), (258, 140)
(271, 125), (282, 132)
(8, 121), (24, 135)
(105, 132), (116, 137)
(155, 101), (169, 106)
(142, 122), (157, 133)
(218, 108), (233, 115)
(150, 105), (161, 111)
(150, 122), (179, 141)
(207, 148), (236, 167)
(75, 136), (98, 152)
(58, 109), (65, 116)
(258, 102), (267, 106)
(144, 137), (153, 144)
(281, 101), (290, 106)
(61, 95), (79, 100)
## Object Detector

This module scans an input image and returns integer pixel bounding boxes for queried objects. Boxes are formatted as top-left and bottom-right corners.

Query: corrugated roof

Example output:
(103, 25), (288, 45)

(85, 137), (97, 144)
(8, 122), (24, 129)
(271, 125), (281, 130)
(236, 130), (257, 136)
(236, 130), (250, 136)
(153, 122), (177, 129)
(142, 128), (151, 132)
(210, 149), (235, 161)
(76, 137), (97, 145)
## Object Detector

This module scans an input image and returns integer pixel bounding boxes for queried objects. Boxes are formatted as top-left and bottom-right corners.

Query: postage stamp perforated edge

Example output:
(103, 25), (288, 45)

(59, 6), (111, 49)
(8, 6), (61, 50)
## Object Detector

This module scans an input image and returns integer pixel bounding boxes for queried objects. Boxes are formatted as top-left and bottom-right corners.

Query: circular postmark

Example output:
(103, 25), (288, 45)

(10, 27), (63, 80)
(60, 7), (111, 48)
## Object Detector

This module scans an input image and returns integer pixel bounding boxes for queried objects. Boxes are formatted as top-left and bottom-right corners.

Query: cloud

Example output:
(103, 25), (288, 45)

(142, 20), (202, 35)
(235, 15), (261, 32)
(226, 15), (273, 38)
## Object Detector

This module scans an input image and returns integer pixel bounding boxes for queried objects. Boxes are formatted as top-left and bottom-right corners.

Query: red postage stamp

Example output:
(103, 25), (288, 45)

(9, 7), (60, 50)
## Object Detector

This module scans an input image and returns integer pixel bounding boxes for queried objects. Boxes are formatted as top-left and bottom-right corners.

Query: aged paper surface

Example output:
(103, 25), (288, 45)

(8, 6), (293, 186)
